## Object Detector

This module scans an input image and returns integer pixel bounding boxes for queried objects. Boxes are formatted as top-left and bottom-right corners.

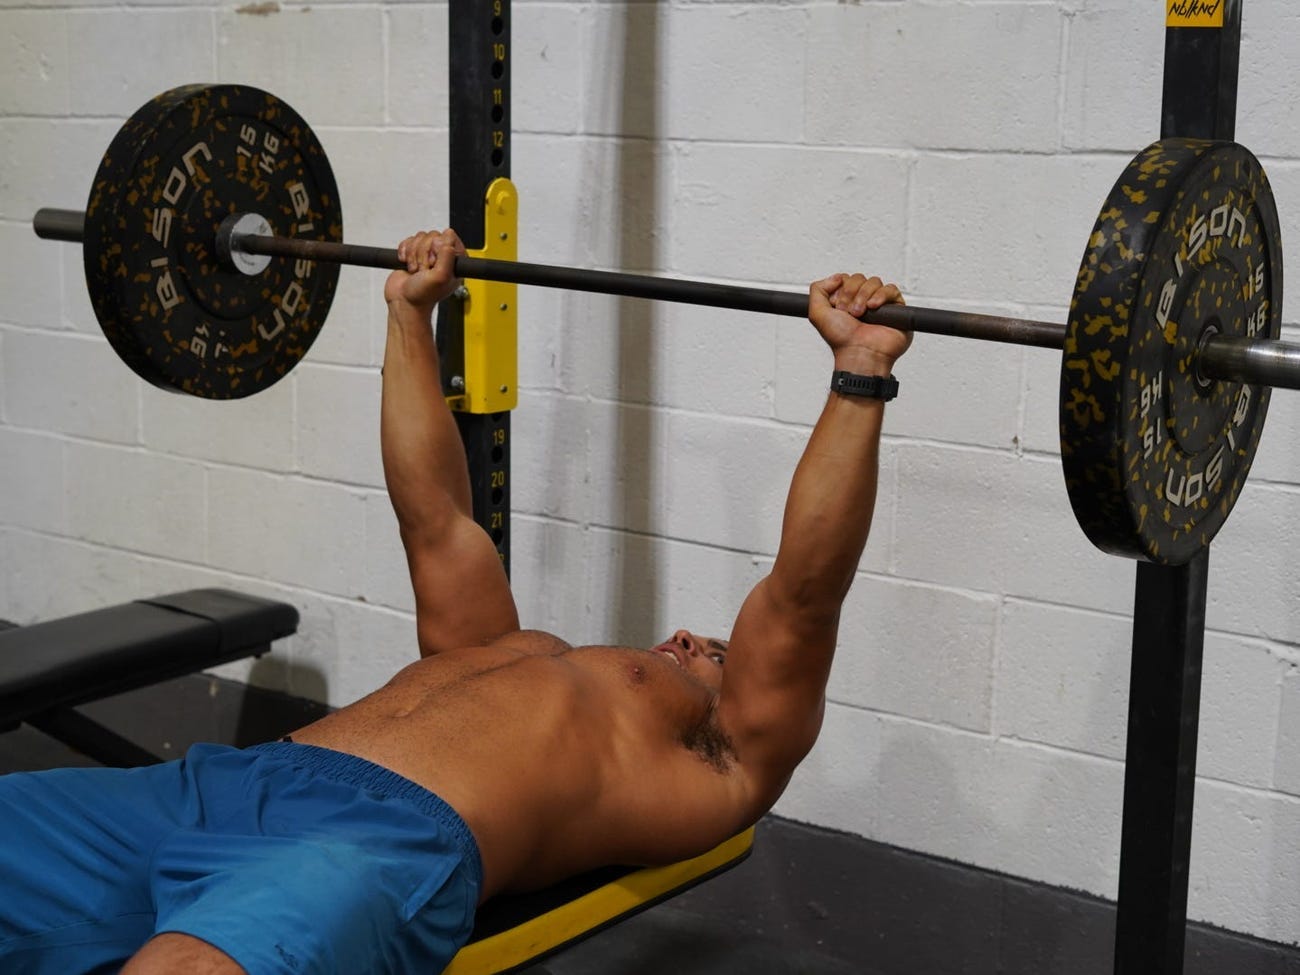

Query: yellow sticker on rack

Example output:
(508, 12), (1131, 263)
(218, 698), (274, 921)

(1167, 1), (1225, 28)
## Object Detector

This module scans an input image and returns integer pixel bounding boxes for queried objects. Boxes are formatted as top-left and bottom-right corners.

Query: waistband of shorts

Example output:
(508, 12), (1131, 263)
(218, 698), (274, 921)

(247, 741), (483, 884)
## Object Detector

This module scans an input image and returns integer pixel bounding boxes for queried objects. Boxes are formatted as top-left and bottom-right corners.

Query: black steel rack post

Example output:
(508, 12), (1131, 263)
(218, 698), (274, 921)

(1113, 4), (1244, 972)
(445, 0), (513, 572)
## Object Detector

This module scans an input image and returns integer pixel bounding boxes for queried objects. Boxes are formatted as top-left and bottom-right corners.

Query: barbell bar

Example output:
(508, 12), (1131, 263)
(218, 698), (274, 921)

(26, 84), (1296, 564)
(32, 204), (1300, 389)
(30, 204), (1071, 347)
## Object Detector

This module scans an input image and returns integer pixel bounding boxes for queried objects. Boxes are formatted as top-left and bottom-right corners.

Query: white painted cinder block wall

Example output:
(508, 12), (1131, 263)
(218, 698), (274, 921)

(2, 0), (1299, 947)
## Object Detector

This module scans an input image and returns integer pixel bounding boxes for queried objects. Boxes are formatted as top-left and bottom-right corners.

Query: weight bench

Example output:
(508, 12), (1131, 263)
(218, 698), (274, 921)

(0, 588), (299, 766)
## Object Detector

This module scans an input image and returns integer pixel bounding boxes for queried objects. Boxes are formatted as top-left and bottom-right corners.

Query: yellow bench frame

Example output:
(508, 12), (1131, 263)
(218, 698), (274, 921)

(444, 828), (755, 974)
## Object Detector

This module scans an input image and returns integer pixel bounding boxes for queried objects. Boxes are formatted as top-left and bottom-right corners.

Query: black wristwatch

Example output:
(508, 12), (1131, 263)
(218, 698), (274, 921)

(830, 370), (899, 401)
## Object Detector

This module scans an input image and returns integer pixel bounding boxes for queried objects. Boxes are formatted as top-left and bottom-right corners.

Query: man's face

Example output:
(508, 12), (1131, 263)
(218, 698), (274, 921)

(648, 629), (729, 692)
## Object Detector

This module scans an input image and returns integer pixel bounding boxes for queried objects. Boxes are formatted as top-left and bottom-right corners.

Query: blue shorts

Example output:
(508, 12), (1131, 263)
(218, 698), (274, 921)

(0, 741), (482, 975)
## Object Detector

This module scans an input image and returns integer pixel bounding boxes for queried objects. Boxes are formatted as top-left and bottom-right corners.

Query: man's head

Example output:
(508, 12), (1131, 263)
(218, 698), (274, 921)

(649, 629), (729, 692)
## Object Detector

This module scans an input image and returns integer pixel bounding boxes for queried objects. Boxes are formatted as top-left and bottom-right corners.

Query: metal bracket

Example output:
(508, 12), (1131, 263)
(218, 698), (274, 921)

(450, 177), (518, 414)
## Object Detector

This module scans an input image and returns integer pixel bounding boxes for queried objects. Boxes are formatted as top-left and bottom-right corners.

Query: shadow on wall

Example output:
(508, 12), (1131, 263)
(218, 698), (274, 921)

(611, 4), (661, 647)
(244, 655), (329, 716)
(231, 657), (332, 745)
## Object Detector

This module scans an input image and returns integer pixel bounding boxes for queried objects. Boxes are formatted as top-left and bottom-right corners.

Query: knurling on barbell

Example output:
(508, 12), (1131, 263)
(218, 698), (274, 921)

(30, 84), (1300, 564)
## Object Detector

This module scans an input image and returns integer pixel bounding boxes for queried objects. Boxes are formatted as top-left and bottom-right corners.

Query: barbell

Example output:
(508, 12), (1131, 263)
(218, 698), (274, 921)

(29, 84), (1300, 564)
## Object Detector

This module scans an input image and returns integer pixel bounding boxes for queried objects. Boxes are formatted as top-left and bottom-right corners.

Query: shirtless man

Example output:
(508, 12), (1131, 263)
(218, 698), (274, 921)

(0, 228), (909, 975)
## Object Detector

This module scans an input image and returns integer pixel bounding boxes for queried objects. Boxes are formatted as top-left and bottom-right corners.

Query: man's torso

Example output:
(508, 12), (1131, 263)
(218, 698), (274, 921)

(286, 631), (752, 898)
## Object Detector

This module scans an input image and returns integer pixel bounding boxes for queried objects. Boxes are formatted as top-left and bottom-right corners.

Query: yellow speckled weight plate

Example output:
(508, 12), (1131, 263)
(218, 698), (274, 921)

(83, 85), (342, 399)
(1060, 139), (1283, 564)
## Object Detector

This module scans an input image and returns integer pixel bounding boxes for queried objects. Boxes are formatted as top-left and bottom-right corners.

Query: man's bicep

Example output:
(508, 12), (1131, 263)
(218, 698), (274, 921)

(406, 515), (520, 657)
(717, 577), (837, 791)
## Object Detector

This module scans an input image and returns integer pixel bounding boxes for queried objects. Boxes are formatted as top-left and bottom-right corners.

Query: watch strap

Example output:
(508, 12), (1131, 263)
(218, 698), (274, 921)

(830, 370), (898, 401)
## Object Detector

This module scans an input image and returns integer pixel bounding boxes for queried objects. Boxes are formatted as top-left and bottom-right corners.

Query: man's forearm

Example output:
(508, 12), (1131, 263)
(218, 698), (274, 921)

(769, 386), (886, 619)
(380, 304), (474, 537)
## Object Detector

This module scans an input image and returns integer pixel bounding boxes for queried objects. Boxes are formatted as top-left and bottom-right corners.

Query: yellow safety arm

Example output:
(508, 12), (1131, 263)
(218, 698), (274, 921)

(449, 177), (518, 414)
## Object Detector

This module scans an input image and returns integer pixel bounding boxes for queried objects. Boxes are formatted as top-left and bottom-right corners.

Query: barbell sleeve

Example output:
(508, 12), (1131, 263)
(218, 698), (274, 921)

(1198, 335), (1300, 391)
(32, 207), (85, 243)
(32, 206), (1300, 391)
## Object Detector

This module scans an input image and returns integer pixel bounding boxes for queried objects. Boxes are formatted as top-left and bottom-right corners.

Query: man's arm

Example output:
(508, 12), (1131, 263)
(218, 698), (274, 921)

(383, 229), (520, 656)
(718, 273), (910, 808)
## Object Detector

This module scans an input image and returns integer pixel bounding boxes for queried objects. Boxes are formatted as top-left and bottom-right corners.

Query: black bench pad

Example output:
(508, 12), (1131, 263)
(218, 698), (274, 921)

(0, 589), (299, 727)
